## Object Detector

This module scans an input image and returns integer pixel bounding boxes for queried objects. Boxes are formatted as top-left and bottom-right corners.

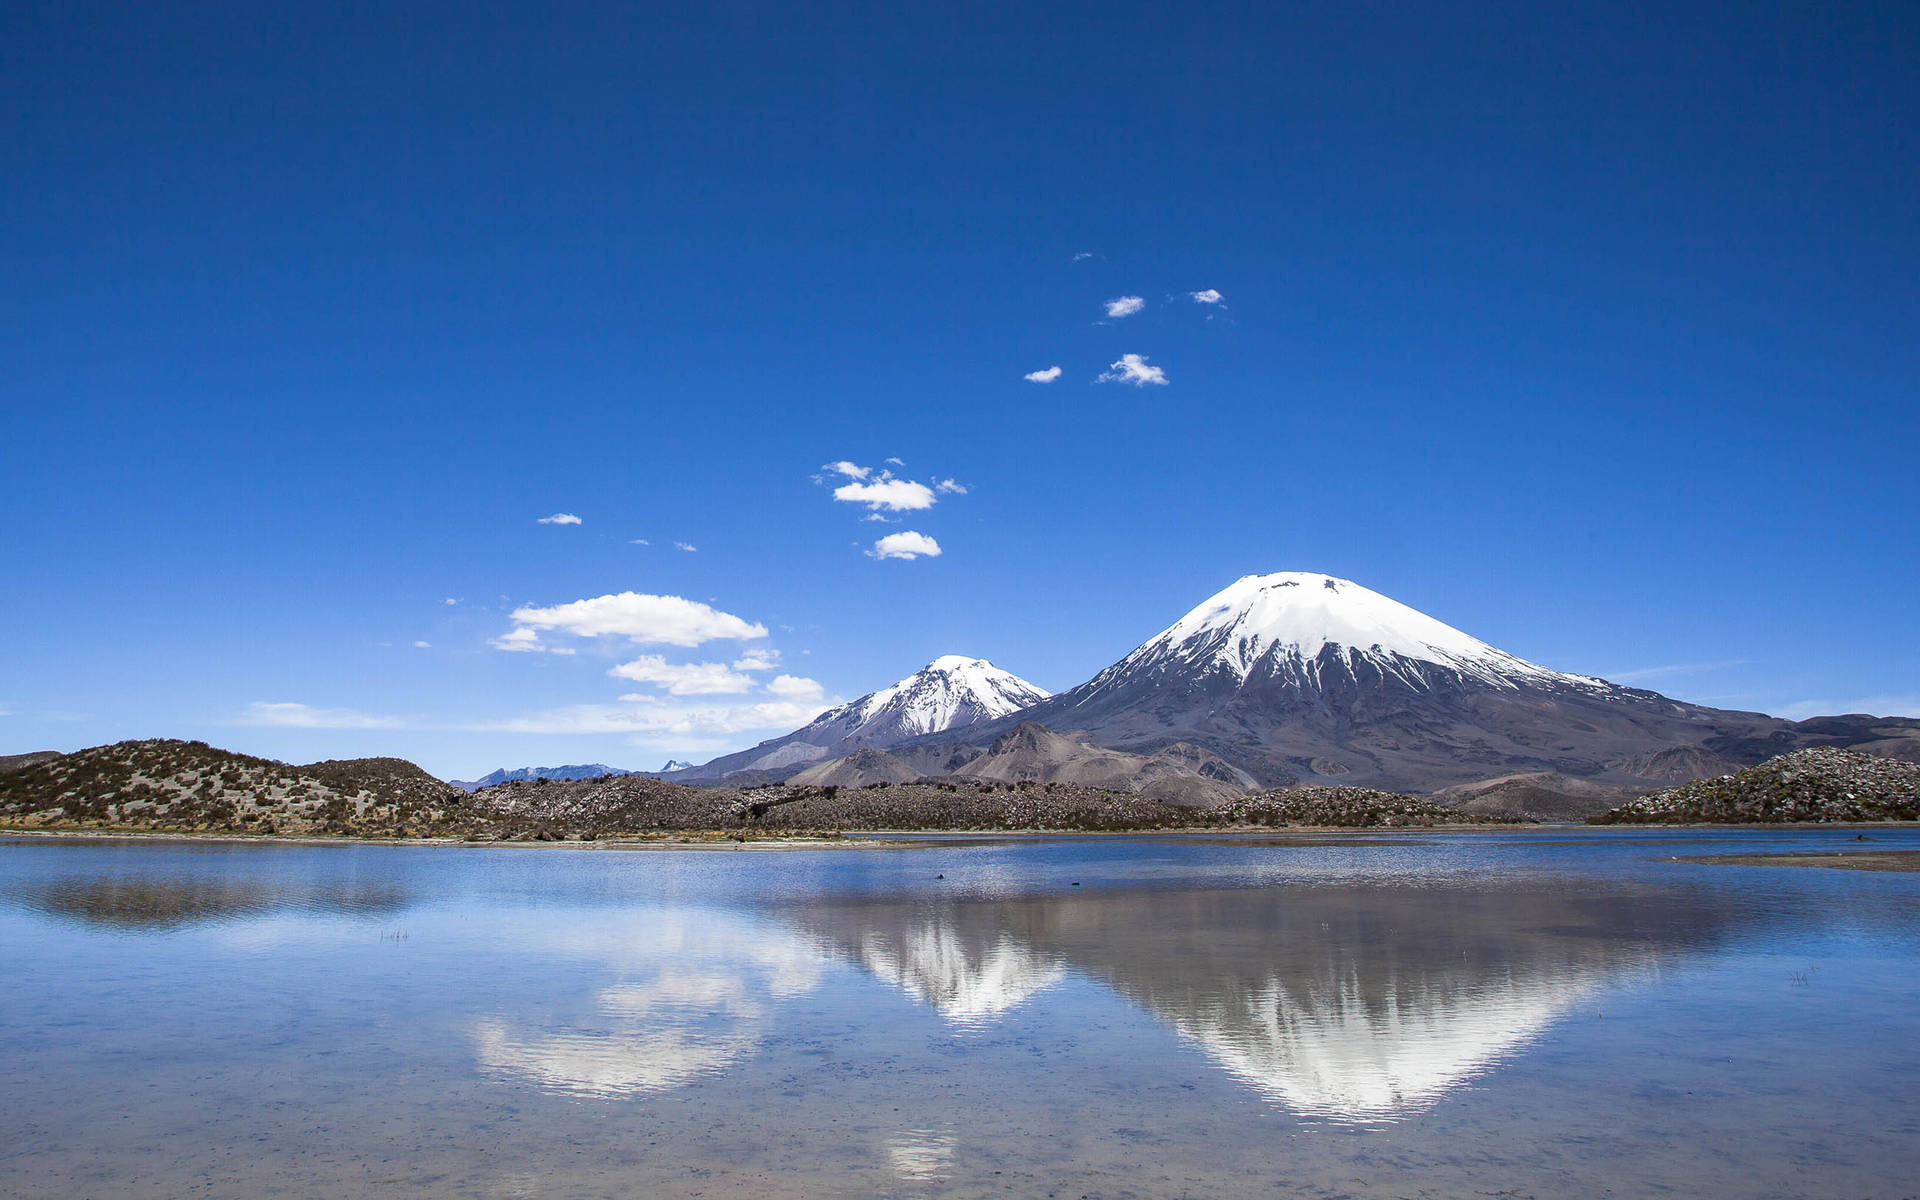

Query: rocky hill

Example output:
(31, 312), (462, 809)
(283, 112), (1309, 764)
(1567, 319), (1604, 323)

(1214, 786), (1479, 828)
(0, 740), (469, 836)
(1593, 747), (1920, 824)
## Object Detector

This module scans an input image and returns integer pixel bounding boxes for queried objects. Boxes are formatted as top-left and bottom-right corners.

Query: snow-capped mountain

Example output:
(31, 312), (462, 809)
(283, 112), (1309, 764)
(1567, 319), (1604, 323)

(799, 655), (1050, 747)
(927, 571), (1863, 794)
(678, 656), (1049, 780)
(1081, 572), (1604, 698)
(659, 760), (696, 773)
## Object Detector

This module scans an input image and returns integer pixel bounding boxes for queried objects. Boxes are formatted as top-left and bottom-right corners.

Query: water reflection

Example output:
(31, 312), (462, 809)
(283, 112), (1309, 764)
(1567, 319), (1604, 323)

(1012, 887), (1703, 1120)
(793, 902), (1066, 1026)
(0, 849), (1747, 1123)
(5, 874), (408, 929)
(471, 910), (828, 1098)
(789, 884), (1729, 1121)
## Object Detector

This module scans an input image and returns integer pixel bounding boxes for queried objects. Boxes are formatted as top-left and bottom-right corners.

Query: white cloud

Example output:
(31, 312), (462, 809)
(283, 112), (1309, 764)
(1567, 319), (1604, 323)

(885, 456), (905, 466)
(821, 461), (871, 480)
(444, 597), (459, 606)
(1775, 694), (1920, 721)
(674, 541), (697, 552)
(238, 702), (404, 730)
(1190, 288), (1224, 305)
(537, 513), (583, 526)
(504, 592), (767, 648)
(1024, 366), (1063, 383)
(1072, 251), (1095, 262)
(733, 648), (782, 671)
(934, 478), (967, 495)
(488, 627), (577, 655)
(483, 698), (834, 738)
(833, 478), (937, 512)
(765, 674), (824, 701)
(1105, 295), (1145, 319)
(413, 641), (432, 649)
(861, 512), (892, 523)
(630, 538), (650, 546)
(610, 656), (757, 696)
(868, 531), (942, 561)
(1097, 353), (1168, 386)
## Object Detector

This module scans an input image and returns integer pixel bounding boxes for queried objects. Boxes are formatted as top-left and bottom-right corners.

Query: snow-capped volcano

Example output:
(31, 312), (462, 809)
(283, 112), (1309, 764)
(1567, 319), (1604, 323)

(1088, 572), (1601, 697)
(797, 656), (1050, 748)
(677, 656), (1049, 779)
(927, 571), (1830, 794)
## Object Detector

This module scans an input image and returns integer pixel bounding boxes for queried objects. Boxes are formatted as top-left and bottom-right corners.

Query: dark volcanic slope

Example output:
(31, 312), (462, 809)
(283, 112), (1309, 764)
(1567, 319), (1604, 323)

(905, 573), (1920, 792)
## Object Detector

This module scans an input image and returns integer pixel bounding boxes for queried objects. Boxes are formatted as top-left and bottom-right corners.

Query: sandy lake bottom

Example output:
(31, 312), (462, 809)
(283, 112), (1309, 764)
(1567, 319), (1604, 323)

(3, 827), (1918, 1198)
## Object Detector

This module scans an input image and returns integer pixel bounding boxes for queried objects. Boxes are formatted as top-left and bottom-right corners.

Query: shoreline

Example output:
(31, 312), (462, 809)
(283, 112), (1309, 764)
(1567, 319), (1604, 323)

(3, 820), (1916, 851)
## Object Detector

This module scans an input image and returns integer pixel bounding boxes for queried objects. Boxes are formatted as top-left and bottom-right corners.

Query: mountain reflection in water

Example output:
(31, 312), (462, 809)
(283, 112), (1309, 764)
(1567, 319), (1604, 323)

(785, 884), (1727, 1120)
(470, 879), (1735, 1122)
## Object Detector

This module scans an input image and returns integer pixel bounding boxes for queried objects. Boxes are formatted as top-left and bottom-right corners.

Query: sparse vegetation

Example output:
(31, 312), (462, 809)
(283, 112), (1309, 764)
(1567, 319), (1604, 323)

(1592, 747), (1920, 825)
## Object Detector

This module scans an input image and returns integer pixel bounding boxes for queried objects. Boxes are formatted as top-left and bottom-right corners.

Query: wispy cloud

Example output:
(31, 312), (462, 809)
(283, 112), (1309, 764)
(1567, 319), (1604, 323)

(1190, 288), (1224, 305)
(609, 656), (757, 696)
(868, 531), (942, 561)
(481, 697), (833, 739)
(537, 513), (582, 526)
(1097, 353), (1168, 386)
(821, 461), (870, 480)
(1072, 251), (1095, 262)
(674, 541), (697, 552)
(933, 478), (967, 495)
(501, 592), (767, 649)
(629, 538), (650, 546)
(444, 597), (460, 606)
(1104, 295), (1145, 319)
(412, 641), (431, 649)
(1024, 366), (1063, 383)
(1775, 694), (1920, 721)
(1604, 660), (1750, 684)
(237, 702), (405, 730)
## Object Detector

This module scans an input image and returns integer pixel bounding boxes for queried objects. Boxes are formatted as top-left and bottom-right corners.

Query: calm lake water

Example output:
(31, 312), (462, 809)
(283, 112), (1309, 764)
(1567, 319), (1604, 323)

(3, 829), (1917, 1199)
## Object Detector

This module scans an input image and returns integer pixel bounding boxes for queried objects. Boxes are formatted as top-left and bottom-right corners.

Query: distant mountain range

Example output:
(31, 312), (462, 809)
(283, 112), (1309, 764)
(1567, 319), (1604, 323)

(450, 763), (637, 792)
(673, 571), (1920, 802)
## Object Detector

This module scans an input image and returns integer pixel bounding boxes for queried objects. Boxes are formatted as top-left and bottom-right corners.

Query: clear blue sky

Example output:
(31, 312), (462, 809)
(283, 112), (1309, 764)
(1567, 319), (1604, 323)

(4, 1), (1915, 777)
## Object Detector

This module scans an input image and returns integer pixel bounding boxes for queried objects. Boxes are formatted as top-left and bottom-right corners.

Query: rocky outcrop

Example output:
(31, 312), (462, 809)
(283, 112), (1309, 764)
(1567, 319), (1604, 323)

(1214, 786), (1481, 828)
(1593, 747), (1920, 824)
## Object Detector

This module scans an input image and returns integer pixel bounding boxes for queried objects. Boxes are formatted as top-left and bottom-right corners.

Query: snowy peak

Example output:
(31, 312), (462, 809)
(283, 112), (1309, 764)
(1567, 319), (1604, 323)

(1108, 572), (1587, 692)
(805, 656), (1051, 748)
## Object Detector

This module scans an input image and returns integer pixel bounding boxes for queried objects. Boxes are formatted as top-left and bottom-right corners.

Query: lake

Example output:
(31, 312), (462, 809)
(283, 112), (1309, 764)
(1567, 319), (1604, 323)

(2, 828), (1917, 1198)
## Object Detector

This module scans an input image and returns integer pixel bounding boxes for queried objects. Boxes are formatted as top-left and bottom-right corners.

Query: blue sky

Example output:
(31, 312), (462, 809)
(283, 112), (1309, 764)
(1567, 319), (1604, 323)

(4, 1), (1915, 777)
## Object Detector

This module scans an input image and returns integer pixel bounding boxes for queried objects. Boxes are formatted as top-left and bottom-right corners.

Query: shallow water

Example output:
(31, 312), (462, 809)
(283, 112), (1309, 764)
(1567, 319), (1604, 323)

(2, 828), (1917, 1198)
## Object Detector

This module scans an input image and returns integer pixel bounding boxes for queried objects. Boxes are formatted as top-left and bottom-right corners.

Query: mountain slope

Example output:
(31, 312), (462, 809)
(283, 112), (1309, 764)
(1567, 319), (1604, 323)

(680, 656), (1049, 780)
(919, 572), (1920, 793)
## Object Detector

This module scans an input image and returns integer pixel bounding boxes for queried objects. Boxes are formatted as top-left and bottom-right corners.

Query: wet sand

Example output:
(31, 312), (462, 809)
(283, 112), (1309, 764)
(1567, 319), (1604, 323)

(1676, 848), (1920, 872)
